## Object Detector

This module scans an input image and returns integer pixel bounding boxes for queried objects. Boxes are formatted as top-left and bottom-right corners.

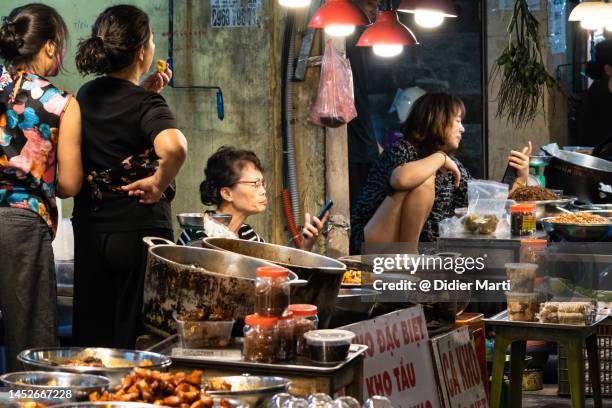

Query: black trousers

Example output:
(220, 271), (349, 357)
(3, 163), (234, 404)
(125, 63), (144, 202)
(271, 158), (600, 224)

(72, 223), (173, 349)
(0, 208), (58, 372)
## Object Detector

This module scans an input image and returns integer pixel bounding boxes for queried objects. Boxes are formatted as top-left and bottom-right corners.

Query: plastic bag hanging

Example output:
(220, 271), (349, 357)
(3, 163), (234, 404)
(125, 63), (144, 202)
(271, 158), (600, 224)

(308, 40), (357, 128)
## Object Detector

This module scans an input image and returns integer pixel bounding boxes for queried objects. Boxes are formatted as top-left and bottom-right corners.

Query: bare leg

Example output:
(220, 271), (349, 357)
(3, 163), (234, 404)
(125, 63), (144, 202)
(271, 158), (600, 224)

(399, 175), (435, 242)
(364, 175), (435, 246)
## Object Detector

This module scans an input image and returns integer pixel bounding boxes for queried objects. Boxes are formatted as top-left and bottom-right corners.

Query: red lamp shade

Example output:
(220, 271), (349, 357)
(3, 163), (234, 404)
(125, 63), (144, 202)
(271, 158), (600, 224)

(308, 0), (370, 29)
(356, 11), (418, 47)
(397, 0), (457, 17)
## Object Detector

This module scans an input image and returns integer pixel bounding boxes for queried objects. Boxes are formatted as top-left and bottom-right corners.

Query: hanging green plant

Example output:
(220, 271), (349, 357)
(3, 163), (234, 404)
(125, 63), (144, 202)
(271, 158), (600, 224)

(491, 0), (556, 128)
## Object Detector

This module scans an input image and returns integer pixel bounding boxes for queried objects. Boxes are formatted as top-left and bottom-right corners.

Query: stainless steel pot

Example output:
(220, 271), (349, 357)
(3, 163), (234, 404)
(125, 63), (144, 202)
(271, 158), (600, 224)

(201, 238), (346, 328)
(142, 238), (297, 336)
(0, 371), (110, 404)
(544, 150), (612, 204)
(17, 348), (170, 388)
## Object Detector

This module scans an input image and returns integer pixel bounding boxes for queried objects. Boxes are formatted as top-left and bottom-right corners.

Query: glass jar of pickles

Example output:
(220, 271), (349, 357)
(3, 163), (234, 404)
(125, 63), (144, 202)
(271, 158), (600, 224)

(288, 304), (319, 357)
(510, 203), (536, 236)
(243, 314), (279, 363)
(277, 310), (295, 362)
(255, 266), (290, 317)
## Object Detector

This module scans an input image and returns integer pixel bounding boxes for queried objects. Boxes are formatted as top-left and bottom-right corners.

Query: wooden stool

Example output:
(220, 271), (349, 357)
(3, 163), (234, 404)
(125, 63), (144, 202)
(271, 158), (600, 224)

(487, 319), (603, 408)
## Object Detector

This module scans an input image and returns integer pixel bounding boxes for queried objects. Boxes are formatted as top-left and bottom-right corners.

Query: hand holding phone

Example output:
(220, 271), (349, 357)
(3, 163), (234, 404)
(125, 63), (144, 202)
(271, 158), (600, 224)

(316, 199), (334, 220)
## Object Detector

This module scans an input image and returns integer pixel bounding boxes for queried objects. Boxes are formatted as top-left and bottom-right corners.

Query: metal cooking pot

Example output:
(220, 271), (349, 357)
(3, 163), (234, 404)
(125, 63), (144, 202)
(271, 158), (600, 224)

(201, 238), (346, 329)
(142, 237), (298, 336)
(545, 150), (612, 204)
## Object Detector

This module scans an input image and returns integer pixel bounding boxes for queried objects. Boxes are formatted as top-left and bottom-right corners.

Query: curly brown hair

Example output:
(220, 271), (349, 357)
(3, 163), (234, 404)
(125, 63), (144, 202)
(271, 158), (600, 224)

(402, 93), (465, 157)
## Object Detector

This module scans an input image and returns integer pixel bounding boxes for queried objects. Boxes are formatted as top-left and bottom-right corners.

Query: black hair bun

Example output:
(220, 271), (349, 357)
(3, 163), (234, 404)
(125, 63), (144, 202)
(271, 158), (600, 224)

(200, 179), (220, 206)
(0, 22), (24, 60)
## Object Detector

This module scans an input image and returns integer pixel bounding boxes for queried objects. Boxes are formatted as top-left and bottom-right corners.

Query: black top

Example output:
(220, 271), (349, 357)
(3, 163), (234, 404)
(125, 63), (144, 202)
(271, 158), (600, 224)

(578, 79), (612, 147)
(73, 76), (178, 231)
(346, 28), (379, 164)
(350, 139), (471, 251)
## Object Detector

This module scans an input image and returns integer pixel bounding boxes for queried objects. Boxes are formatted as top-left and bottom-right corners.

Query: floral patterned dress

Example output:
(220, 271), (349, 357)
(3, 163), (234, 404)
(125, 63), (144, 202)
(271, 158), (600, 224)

(0, 66), (71, 237)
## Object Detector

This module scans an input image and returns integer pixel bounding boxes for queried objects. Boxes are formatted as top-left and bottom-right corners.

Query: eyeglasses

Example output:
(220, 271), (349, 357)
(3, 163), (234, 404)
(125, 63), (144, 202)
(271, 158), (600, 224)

(232, 179), (267, 189)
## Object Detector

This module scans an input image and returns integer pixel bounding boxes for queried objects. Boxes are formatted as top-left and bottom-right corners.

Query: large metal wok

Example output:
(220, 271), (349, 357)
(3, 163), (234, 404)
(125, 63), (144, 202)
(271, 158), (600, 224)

(544, 150), (612, 204)
(201, 238), (346, 328)
(142, 238), (298, 336)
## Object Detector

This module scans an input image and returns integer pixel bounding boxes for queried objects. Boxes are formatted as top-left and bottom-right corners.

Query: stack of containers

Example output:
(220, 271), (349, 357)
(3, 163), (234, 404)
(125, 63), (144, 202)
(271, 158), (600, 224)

(504, 239), (548, 322)
(243, 266), (319, 363)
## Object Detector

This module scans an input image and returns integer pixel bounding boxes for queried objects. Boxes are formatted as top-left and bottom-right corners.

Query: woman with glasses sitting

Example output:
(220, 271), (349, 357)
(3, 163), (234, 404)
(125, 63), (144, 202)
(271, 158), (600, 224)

(178, 146), (326, 251)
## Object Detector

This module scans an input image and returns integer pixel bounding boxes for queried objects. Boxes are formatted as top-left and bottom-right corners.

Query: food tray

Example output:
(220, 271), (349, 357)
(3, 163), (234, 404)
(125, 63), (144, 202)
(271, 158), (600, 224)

(484, 310), (611, 330)
(147, 335), (367, 374)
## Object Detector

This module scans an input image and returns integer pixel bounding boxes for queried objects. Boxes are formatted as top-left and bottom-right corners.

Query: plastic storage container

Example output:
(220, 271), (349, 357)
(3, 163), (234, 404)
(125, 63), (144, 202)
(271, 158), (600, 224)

(255, 266), (291, 317)
(506, 292), (538, 322)
(277, 311), (295, 362)
(288, 304), (319, 357)
(510, 203), (536, 236)
(174, 315), (235, 348)
(304, 329), (355, 363)
(243, 314), (279, 363)
(505, 263), (538, 293)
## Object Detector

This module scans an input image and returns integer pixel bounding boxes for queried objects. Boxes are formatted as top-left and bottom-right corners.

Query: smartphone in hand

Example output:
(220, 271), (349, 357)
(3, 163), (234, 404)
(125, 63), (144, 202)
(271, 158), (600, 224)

(316, 199), (333, 219)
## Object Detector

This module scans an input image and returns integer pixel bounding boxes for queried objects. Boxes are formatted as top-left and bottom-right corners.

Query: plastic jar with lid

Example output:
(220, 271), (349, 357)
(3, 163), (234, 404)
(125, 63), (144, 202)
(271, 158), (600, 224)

(243, 314), (279, 363)
(255, 266), (290, 317)
(277, 310), (295, 361)
(510, 203), (536, 236)
(288, 304), (319, 356)
(519, 239), (547, 265)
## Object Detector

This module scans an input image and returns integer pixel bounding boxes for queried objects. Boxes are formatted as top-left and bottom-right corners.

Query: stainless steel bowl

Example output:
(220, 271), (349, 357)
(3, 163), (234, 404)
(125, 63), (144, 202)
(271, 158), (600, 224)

(336, 288), (379, 315)
(575, 203), (612, 211)
(541, 217), (612, 242)
(205, 375), (291, 407)
(0, 371), (110, 404)
(50, 403), (161, 408)
(51, 398), (248, 408)
(17, 348), (171, 387)
(176, 213), (204, 228)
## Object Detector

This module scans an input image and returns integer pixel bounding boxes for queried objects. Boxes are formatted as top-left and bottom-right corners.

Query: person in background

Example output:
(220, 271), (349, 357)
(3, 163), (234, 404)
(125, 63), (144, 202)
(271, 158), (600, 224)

(578, 39), (612, 149)
(351, 93), (531, 252)
(178, 146), (327, 251)
(0, 4), (82, 371)
(72, 5), (187, 348)
(346, 0), (381, 245)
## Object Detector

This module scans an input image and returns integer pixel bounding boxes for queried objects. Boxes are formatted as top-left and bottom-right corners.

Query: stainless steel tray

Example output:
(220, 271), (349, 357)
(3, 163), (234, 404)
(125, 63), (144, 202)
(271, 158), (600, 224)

(147, 335), (367, 373)
(483, 310), (611, 330)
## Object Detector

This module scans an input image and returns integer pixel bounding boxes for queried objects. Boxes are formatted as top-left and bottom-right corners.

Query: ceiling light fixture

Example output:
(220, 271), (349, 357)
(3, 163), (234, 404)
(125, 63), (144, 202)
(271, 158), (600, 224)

(357, 9), (418, 58)
(308, 0), (370, 37)
(397, 0), (457, 28)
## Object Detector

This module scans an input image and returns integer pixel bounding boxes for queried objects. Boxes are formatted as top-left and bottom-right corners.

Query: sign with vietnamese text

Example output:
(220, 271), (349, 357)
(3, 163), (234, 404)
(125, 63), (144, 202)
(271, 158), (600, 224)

(211, 0), (262, 28)
(431, 326), (488, 408)
(341, 306), (441, 408)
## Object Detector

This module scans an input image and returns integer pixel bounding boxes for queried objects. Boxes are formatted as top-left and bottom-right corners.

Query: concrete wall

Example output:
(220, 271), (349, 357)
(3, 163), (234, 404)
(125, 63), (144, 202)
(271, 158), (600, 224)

(486, 0), (570, 181)
(0, 0), (326, 245)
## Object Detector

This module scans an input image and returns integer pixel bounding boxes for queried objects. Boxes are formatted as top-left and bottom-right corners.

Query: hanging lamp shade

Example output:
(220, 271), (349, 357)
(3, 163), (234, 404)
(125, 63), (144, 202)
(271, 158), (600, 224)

(357, 10), (418, 57)
(568, 1), (612, 30)
(357, 11), (418, 47)
(309, 0), (370, 36)
(397, 0), (457, 17)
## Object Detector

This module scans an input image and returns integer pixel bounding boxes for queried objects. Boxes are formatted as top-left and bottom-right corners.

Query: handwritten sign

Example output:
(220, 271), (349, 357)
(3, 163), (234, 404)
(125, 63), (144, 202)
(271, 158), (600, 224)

(431, 327), (488, 408)
(341, 305), (441, 408)
(211, 0), (262, 28)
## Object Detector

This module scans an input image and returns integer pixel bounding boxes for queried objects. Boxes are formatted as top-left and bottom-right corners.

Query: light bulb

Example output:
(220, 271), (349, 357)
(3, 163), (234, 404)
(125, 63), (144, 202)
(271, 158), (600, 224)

(414, 10), (445, 28)
(373, 44), (403, 57)
(580, 18), (605, 30)
(279, 0), (311, 7)
(324, 24), (355, 37)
